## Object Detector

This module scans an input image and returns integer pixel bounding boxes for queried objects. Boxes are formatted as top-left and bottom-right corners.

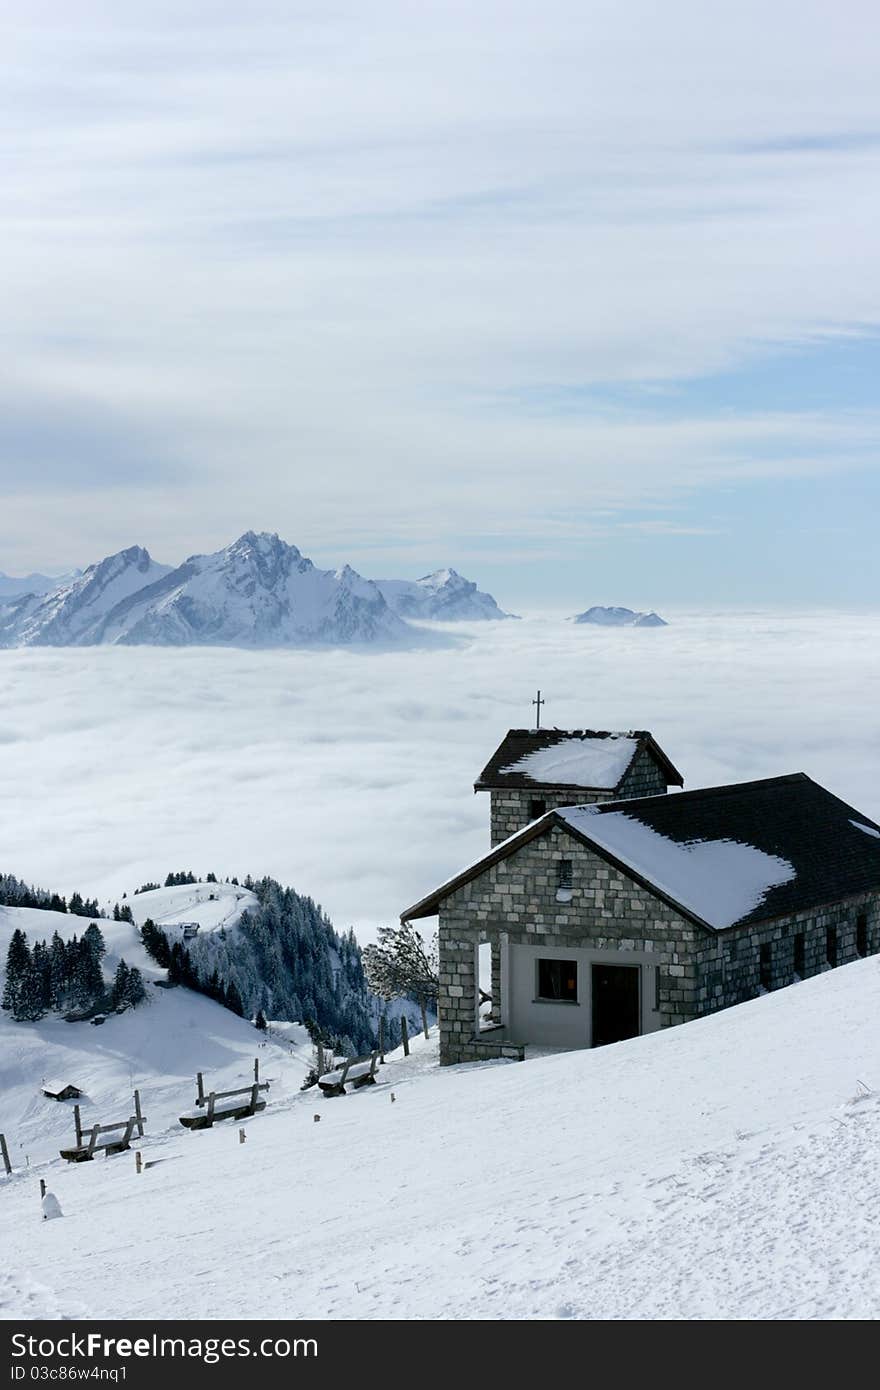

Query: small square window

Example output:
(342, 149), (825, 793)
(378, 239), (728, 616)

(856, 914), (868, 957)
(537, 958), (577, 1002)
(528, 799), (547, 821)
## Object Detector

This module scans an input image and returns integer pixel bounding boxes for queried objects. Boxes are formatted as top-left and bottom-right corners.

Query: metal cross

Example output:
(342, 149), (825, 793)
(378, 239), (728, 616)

(532, 689), (545, 729)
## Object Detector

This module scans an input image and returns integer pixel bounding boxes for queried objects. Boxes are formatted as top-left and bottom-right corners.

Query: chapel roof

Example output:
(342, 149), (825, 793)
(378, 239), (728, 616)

(404, 773), (880, 932)
(474, 728), (684, 794)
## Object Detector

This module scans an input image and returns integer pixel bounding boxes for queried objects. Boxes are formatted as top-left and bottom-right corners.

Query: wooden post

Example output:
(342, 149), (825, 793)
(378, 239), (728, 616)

(378, 1016), (385, 1064)
(74, 1104), (82, 1147)
(249, 1083), (259, 1114)
(133, 1090), (144, 1138)
(254, 1058), (259, 1085)
(0, 1133), (10, 1176)
(196, 1072), (205, 1105)
(87, 1124), (100, 1158)
(239, 1128), (246, 1144)
(135, 1150), (142, 1175)
(390, 1092), (396, 1103)
(40, 1178), (46, 1199)
(206, 1093), (216, 1127)
(313, 1114), (320, 1123)
(401, 1015), (410, 1057)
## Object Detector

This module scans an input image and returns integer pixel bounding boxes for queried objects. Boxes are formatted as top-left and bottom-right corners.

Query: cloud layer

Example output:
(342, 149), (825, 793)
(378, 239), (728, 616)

(1, 612), (878, 941)
(0, 2), (879, 587)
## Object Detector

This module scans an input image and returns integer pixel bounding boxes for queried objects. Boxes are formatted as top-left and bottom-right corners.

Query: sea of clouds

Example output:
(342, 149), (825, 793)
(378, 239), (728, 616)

(1, 611), (878, 942)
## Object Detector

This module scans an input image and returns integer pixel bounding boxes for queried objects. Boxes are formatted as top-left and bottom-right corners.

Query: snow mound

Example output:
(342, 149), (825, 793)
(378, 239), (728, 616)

(41, 1192), (63, 1221)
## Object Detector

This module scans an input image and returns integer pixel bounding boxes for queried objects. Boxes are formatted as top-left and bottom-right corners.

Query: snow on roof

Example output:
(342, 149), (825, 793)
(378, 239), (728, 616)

(558, 804), (796, 930)
(475, 728), (684, 791)
(850, 819), (880, 840)
(500, 735), (639, 789)
(404, 775), (880, 929)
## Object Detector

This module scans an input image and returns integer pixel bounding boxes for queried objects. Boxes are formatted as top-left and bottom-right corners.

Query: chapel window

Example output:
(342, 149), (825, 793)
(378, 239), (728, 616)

(537, 958), (578, 1003)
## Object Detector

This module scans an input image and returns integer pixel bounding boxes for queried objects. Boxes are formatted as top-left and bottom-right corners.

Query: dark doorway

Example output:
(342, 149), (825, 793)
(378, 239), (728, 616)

(591, 964), (640, 1047)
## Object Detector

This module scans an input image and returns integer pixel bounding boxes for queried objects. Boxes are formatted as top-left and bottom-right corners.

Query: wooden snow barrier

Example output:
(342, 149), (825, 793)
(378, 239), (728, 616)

(179, 1059), (269, 1131)
(59, 1092), (146, 1163)
(317, 1051), (379, 1098)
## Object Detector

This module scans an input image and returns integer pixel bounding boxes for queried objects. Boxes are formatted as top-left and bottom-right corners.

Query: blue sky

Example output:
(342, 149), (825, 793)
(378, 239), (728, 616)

(0, 1), (878, 606)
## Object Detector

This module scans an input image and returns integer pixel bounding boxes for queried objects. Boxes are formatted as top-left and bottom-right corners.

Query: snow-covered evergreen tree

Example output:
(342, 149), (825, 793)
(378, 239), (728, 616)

(2, 928), (31, 1017)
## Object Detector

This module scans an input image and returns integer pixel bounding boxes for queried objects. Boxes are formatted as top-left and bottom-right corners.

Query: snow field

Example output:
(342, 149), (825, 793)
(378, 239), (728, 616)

(0, 898), (311, 1167)
(2, 953), (879, 1320)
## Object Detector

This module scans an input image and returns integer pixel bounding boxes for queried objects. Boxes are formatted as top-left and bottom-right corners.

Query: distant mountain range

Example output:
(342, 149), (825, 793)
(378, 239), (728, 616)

(0, 569), (80, 599)
(573, 606), (667, 628)
(0, 533), (513, 648)
(376, 568), (514, 621)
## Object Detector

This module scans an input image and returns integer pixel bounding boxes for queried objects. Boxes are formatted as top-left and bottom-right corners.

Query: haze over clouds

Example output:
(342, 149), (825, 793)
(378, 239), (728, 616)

(2, 615), (878, 940)
(1, 2), (879, 600)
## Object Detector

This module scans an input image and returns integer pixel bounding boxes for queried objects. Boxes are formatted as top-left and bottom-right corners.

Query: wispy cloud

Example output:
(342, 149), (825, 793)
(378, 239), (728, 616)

(0, 2), (878, 588)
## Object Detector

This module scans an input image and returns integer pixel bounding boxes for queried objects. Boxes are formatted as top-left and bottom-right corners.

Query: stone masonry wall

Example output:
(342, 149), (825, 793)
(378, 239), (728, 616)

(438, 823), (700, 1064)
(616, 748), (669, 799)
(438, 822), (880, 1064)
(693, 893), (880, 1015)
(489, 788), (612, 846)
(487, 749), (668, 846)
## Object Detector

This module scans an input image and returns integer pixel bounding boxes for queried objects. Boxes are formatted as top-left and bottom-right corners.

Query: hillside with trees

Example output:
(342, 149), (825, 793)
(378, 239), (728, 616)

(2, 921), (145, 1022)
(139, 874), (377, 1053)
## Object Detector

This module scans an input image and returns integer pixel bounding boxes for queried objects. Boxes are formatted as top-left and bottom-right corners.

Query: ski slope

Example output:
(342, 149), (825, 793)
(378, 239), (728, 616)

(2, 946), (879, 1320)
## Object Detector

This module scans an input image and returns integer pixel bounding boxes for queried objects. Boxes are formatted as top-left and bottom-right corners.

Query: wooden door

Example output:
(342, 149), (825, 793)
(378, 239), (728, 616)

(591, 964), (640, 1047)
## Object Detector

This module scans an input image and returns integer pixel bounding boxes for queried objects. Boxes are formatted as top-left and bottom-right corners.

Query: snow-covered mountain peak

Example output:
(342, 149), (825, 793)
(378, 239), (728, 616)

(5, 545), (172, 647)
(417, 567), (460, 591)
(0, 535), (513, 646)
(573, 605), (668, 628)
(225, 530), (304, 564)
(377, 567), (513, 620)
(93, 535), (407, 647)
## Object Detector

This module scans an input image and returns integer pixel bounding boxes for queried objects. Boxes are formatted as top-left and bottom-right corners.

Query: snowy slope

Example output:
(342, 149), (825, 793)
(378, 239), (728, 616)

(98, 532), (409, 647)
(1, 547), (171, 647)
(377, 568), (513, 621)
(0, 904), (309, 1168)
(2, 953), (880, 1319)
(128, 881), (258, 936)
